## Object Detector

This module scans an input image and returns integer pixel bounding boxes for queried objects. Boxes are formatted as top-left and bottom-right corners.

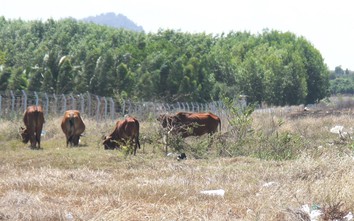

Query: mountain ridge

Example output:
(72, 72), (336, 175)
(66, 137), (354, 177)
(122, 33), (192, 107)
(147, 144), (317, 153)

(81, 12), (144, 32)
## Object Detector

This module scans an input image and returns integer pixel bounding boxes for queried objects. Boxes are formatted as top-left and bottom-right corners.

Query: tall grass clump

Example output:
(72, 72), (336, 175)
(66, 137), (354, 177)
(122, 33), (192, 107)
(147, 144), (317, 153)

(216, 97), (305, 160)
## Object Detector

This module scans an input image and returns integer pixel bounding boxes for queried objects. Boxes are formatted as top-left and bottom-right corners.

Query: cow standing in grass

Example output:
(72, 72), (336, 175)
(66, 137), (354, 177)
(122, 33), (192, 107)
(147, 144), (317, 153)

(20, 105), (45, 149)
(103, 116), (141, 155)
(158, 112), (221, 138)
(61, 110), (85, 147)
(158, 112), (221, 154)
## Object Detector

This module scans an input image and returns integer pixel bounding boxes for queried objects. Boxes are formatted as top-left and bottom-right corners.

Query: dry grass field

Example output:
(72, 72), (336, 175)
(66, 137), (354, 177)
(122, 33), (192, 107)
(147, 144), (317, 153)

(1, 106), (354, 221)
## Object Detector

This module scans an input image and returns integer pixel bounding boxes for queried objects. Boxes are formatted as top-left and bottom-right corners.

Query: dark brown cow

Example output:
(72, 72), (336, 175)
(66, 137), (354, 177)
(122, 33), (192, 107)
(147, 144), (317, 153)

(61, 110), (85, 147)
(20, 105), (45, 149)
(103, 116), (141, 155)
(158, 112), (221, 138)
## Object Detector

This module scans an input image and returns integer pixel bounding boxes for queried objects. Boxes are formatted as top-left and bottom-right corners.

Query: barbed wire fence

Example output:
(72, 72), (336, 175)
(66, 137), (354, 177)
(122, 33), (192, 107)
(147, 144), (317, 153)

(0, 91), (246, 124)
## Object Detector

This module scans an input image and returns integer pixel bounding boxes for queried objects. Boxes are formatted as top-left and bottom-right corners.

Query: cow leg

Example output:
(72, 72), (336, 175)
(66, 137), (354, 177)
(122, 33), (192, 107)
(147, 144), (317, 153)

(30, 136), (36, 149)
(133, 136), (140, 156)
(133, 141), (137, 155)
(36, 132), (41, 149)
(73, 135), (80, 146)
(66, 135), (71, 147)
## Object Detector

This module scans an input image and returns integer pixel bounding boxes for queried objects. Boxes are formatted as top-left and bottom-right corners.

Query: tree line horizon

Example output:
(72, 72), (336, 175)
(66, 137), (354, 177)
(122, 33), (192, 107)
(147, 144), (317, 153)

(0, 17), (332, 106)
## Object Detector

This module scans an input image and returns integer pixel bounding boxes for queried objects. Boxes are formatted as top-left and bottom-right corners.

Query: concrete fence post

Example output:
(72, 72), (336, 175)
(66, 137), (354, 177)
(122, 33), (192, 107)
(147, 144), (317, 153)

(96, 95), (100, 121)
(80, 94), (85, 114)
(122, 99), (126, 117)
(87, 92), (91, 116)
(22, 90), (27, 112)
(44, 93), (49, 115)
(70, 94), (75, 110)
(34, 91), (39, 106)
(110, 97), (115, 120)
(103, 96), (107, 119)
(53, 94), (57, 115)
(10, 90), (15, 112)
(62, 94), (67, 113)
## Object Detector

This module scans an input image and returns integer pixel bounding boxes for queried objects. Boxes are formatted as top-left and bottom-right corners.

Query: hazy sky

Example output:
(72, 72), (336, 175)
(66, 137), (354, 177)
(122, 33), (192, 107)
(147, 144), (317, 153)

(1, 0), (353, 70)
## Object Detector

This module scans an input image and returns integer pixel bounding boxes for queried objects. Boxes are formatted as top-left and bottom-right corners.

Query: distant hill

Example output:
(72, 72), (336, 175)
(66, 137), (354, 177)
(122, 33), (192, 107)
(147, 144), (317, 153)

(82, 12), (144, 32)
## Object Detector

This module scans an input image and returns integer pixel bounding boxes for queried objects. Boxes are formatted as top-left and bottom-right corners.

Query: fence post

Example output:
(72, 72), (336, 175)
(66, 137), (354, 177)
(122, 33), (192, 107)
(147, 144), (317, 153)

(34, 91), (39, 106)
(110, 97), (115, 120)
(10, 90), (15, 112)
(80, 94), (85, 114)
(103, 96), (107, 119)
(87, 92), (91, 116)
(70, 94), (75, 110)
(177, 102), (181, 111)
(44, 93), (49, 115)
(128, 100), (132, 115)
(96, 95), (100, 121)
(62, 94), (67, 113)
(122, 99), (126, 116)
(21, 90), (27, 112)
(53, 94), (57, 115)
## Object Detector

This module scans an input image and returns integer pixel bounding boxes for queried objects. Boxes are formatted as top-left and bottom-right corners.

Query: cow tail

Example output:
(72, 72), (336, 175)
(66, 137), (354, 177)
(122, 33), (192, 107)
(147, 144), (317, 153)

(136, 121), (141, 149)
(69, 116), (75, 128)
(68, 116), (75, 144)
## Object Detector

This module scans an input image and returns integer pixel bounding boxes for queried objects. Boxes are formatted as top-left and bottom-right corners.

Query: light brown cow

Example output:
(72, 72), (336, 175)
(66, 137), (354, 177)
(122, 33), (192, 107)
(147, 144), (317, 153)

(61, 110), (85, 147)
(158, 112), (221, 138)
(20, 105), (45, 149)
(103, 116), (141, 155)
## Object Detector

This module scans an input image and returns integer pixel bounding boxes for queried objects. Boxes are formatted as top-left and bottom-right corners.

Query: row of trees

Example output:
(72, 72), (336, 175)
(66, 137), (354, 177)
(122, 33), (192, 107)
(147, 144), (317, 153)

(0, 17), (329, 106)
(329, 66), (354, 94)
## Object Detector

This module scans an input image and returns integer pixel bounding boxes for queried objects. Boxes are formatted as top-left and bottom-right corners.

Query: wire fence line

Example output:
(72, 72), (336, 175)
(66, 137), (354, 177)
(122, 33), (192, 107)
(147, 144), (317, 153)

(0, 90), (246, 122)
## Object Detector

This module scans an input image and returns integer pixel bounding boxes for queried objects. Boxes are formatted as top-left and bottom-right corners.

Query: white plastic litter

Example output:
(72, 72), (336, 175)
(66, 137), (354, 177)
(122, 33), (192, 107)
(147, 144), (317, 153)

(262, 181), (278, 187)
(65, 212), (73, 220)
(344, 212), (353, 221)
(330, 125), (344, 134)
(301, 204), (322, 221)
(200, 189), (225, 197)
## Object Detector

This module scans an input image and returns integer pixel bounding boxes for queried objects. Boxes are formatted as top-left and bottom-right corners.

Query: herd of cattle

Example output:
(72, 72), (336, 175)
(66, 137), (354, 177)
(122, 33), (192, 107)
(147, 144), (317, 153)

(19, 105), (222, 155)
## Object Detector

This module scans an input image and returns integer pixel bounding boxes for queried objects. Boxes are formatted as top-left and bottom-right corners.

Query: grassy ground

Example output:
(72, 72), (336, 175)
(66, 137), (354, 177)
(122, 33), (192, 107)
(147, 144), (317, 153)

(1, 108), (354, 220)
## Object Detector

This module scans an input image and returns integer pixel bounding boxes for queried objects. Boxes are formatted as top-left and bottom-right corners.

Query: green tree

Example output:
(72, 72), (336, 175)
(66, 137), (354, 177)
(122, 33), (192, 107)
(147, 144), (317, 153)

(298, 38), (329, 104)
(8, 67), (27, 91)
(56, 56), (74, 94)
(28, 68), (44, 92)
(95, 52), (115, 96)
(0, 67), (11, 91)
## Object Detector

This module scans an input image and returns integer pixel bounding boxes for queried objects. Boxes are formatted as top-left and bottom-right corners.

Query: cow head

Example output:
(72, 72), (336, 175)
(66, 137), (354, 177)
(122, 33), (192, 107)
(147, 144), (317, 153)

(157, 114), (174, 128)
(19, 126), (30, 144)
(102, 135), (119, 150)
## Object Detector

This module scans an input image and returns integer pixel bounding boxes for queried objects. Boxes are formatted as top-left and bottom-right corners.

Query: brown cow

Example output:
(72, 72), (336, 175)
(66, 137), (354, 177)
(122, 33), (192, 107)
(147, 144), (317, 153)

(20, 105), (45, 149)
(158, 112), (221, 138)
(61, 110), (85, 147)
(103, 116), (141, 155)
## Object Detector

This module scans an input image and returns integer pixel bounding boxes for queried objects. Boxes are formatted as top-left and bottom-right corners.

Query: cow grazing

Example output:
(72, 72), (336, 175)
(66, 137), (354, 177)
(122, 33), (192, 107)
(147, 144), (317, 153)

(61, 110), (85, 147)
(20, 105), (45, 149)
(158, 112), (221, 138)
(103, 116), (141, 155)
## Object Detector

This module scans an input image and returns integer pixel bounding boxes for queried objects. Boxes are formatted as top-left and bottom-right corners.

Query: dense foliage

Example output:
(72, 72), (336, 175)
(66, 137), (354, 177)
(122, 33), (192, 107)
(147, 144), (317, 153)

(329, 66), (354, 94)
(0, 17), (329, 105)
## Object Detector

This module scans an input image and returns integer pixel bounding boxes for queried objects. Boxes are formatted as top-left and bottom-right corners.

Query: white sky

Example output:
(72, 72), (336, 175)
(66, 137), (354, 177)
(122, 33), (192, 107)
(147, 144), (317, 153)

(1, 0), (353, 70)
